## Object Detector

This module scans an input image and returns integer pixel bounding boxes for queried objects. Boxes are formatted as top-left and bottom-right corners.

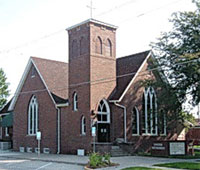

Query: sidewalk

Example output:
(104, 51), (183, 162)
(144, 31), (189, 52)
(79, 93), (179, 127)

(0, 150), (88, 166)
(0, 150), (198, 170)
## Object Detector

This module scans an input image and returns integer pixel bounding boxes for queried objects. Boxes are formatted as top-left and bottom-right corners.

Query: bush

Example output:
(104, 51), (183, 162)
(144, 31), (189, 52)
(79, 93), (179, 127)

(88, 152), (111, 168)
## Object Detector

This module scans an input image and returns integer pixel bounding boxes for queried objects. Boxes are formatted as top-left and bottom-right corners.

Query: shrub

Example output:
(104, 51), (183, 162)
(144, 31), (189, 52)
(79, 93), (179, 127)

(88, 152), (111, 168)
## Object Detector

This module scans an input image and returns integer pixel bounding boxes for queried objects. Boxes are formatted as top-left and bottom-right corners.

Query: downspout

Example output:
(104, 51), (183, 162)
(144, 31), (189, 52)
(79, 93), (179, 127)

(113, 102), (127, 143)
(56, 107), (61, 154)
(56, 103), (68, 154)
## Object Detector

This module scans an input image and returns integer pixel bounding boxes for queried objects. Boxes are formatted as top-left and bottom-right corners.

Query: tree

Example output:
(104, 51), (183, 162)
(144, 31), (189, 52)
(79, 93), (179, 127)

(152, 0), (200, 109)
(0, 68), (9, 109)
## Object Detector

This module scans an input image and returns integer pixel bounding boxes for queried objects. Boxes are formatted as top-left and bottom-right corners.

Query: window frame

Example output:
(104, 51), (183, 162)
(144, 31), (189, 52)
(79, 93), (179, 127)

(28, 95), (38, 136)
(105, 38), (112, 57)
(95, 36), (103, 55)
(73, 92), (78, 111)
(97, 99), (110, 124)
(142, 87), (158, 136)
(132, 107), (140, 136)
(5, 127), (9, 137)
(81, 116), (86, 135)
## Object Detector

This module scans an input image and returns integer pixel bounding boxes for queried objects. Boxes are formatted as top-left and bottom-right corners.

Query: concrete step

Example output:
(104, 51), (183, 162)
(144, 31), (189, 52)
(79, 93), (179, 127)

(111, 146), (130, 157)
(111, 146), (120, 149)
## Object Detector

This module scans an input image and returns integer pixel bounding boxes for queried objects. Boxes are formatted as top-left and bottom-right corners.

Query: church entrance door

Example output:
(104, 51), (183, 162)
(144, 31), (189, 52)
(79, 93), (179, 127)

(97, 123), (110, 142)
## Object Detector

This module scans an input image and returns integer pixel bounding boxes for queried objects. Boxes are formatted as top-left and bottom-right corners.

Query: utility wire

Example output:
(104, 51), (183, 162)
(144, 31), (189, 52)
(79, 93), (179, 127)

(8, 57), (200, 97)
(0, 0), (186, 55)
(117, 0), (184, 24)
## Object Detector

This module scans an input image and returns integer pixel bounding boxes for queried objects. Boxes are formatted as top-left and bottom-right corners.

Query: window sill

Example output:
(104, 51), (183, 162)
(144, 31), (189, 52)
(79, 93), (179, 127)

(160, 134), (167, 136)
(132, 134), (140, 136)
(27, 134), (36, 137)
(142, 134), (158, 136)
(80, 134), (86, 136)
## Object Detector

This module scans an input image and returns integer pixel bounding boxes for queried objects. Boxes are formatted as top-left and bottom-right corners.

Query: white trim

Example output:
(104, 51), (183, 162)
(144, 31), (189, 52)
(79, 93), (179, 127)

(66, 18), (118, 31)
(0, 113), (9, 116)
(73, 92), (78, 111)
(81, 116), (86, 135)
(57, 108), (61, 154)
(113, 102), (127, 143)
(32, 60), (57, 107)
(8, 58), (57, 111)
(8, 59), (32, 111)
(56, 103), (69, 107)
(5, 127), (9, 137)
(142, 87), (158, 136)
(28, 96), (38, 135)
(97, 99), (110, 123)
(110, 51), (151, 103)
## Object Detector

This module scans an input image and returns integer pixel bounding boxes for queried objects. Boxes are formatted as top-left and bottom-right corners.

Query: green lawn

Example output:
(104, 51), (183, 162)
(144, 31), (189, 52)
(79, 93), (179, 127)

(138, 151), (200, 159)
(121, 167), (165, 170)
(155, 162), (200, 170)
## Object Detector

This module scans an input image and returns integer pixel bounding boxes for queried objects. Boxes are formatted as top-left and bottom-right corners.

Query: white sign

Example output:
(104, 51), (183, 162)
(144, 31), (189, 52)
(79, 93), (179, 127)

(169, 142), (185, 155)
(92, 127), (96, 137)
(36, 131), (41, 140)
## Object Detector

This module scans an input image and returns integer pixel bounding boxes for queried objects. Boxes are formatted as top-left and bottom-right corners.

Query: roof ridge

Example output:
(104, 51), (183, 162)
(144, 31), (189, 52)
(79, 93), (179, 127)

(31, 56), (68, 64)
(117, 50), (150, 60)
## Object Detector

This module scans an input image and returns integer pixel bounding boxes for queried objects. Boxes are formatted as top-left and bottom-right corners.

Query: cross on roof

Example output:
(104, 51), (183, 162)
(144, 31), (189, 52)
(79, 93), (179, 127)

(87, 0), (95, 19)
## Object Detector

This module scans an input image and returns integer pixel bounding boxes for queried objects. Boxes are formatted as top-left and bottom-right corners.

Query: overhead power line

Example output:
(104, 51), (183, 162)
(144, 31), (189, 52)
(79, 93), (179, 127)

(0, 0), (187, 55)
(9, 57), (200, 97)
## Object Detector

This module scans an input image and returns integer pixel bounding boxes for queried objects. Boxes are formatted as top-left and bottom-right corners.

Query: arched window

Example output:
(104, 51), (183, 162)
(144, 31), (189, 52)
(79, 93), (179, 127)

(132, 107), (139, 135)
(72, 40), (78, 58)
(80, 37), (87, 55)
(95, 36), (102, 54)
(28, 96), (38, 135)
(73, 92), (78, 111)
(97, 99), (110, 123)
(81, 116), (86, 135)
(159, 110), (167, 135)
(142, 87), (158, 135)
(105, 39), (112, 56)
(142, 94), (146, 134)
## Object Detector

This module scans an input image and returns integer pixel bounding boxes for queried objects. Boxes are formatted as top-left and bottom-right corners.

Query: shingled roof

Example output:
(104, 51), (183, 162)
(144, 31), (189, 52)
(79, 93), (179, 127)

(110, 50), (151, 100)
(31, 57), (68, 100)
(0, 99), (13, 114)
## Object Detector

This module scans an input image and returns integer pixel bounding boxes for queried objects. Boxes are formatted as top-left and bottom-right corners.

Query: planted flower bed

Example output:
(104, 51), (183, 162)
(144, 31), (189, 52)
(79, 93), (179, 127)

(85, 152), (119, 169)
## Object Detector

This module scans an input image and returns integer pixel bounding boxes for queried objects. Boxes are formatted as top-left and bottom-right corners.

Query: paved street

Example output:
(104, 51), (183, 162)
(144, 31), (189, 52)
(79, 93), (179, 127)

(0, 150), (198, 170)
(0, 157), (84, 170)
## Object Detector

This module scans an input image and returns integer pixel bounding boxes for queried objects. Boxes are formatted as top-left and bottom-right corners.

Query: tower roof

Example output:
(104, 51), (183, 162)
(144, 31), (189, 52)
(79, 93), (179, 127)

(66, 18), (118, 31)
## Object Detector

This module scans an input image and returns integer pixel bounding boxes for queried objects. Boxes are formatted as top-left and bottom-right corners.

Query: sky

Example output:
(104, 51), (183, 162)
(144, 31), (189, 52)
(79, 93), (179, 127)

(0, 0), (197, 111)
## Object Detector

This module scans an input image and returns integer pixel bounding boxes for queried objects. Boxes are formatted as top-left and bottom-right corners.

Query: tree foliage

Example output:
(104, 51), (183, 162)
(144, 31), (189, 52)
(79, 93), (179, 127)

(152, 0), (200, 109)
(0, 68), (9, 109)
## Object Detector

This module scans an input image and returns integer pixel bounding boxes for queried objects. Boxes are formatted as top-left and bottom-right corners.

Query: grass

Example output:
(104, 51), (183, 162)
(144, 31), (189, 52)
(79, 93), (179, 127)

(121, 168), (165, 170)
(138, 151), (200, 159)
(155, 162), (200, 170)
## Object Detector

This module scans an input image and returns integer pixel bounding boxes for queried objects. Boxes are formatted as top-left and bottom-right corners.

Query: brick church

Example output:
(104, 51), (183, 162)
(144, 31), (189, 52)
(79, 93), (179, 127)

(8, 19), (182, 154)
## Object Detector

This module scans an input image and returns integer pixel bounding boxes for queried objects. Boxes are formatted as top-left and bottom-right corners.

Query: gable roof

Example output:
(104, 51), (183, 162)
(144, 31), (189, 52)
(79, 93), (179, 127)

(31, 57), (68, 100)
(110, 50), (151, 101)
(9, 57), (68, 111)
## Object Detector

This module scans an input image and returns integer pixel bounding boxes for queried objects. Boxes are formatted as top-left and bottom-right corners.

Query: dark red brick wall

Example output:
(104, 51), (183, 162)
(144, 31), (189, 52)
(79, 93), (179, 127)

(186, 127), (200, 144)
(110, 59), (181, 153)
(13, 64), (57, 153)
(60, 22), (117, 154)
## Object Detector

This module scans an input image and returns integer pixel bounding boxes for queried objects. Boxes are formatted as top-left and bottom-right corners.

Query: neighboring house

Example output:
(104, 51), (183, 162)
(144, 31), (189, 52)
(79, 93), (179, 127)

(0, 99), (13, 143)
(8, 19), (183, 154)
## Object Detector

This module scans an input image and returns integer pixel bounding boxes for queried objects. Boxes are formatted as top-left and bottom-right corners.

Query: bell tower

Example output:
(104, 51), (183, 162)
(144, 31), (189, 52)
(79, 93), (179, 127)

(67, 18), (117, 114)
